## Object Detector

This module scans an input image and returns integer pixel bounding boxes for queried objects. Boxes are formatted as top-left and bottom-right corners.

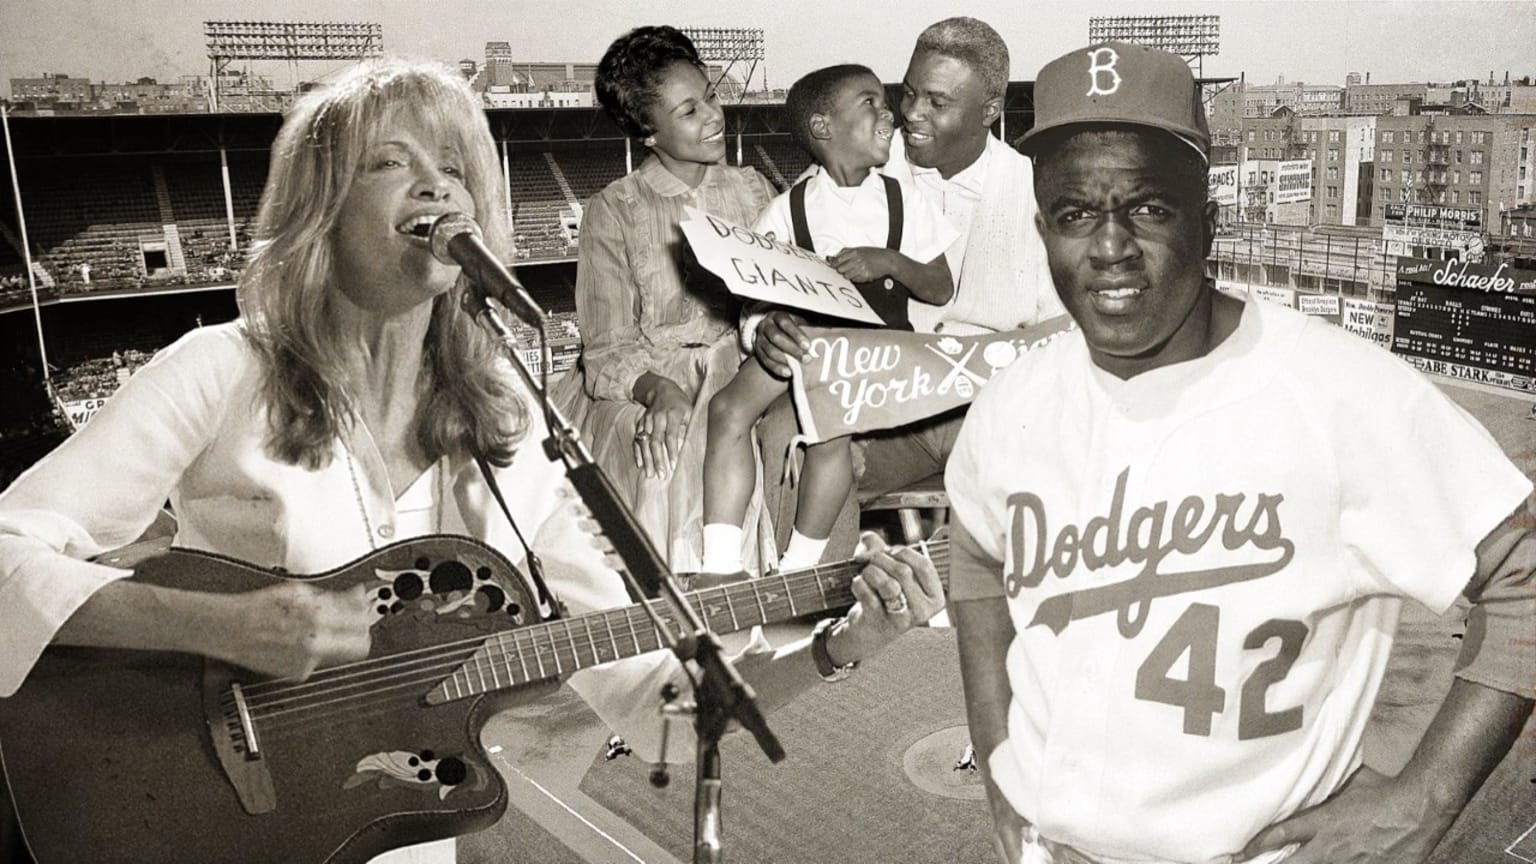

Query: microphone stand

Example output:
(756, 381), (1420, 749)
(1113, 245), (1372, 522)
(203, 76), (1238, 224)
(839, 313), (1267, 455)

(459, 285), (784, 864)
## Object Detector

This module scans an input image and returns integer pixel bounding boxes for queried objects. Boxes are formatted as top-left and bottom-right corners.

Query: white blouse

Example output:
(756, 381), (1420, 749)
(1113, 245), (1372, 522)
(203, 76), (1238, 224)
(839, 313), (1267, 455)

(0, 322), (691, 746)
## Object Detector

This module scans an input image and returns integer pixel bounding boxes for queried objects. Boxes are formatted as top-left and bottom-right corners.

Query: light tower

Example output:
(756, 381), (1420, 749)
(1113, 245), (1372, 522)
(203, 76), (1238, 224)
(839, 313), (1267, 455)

(1088, 14), (1220, 78)
(680, 27), (766, 97)
(204, 20), (384, 111)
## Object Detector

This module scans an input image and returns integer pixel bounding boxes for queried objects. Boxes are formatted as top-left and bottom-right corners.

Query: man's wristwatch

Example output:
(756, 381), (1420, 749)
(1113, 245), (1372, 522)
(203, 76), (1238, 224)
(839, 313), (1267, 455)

(811, 616), (858, 682)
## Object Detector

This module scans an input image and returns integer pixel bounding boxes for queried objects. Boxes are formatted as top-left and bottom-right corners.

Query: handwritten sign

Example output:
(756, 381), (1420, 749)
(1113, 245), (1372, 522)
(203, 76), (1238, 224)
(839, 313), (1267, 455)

(679, 206), (884, 325)
(787, 315), (1077, 443)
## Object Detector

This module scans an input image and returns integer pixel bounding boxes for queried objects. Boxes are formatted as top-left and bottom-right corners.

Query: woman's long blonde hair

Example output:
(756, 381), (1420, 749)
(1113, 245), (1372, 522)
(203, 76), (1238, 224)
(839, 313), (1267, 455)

(240, 59), (526, 469)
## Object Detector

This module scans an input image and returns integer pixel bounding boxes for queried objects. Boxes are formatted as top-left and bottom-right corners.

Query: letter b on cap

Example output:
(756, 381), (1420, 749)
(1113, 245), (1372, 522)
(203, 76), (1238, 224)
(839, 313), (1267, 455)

(1086, 47), (1121, 97)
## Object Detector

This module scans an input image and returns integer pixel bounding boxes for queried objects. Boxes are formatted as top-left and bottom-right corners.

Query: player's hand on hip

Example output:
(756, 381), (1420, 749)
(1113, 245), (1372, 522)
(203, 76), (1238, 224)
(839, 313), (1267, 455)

(218, 582), (374, 680)
(753, 310), (811, 380)
(1240, 765), (1452, 864)
(841, 532), (945, 658)
(988, 788), (1027, 864)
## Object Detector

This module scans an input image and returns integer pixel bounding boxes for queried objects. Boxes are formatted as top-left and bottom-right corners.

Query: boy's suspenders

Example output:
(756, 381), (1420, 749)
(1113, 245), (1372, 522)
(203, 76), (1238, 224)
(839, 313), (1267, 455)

(788, 174), (904, 252)
(788, 174), (911, 329)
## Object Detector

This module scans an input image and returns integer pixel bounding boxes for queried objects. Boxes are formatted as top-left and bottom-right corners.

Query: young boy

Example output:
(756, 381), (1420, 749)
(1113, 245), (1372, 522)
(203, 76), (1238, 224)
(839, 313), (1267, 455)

(701, 64), (958, 575)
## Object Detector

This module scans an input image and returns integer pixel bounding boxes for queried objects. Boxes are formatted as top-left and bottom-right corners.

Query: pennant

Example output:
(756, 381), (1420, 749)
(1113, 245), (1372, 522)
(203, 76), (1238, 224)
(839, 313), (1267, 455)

(787, 315), (1077, 443)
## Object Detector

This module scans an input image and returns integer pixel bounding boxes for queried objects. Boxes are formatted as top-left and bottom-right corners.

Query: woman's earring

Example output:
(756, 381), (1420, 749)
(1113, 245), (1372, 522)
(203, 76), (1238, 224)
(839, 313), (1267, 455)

(643, 137), (656, 148)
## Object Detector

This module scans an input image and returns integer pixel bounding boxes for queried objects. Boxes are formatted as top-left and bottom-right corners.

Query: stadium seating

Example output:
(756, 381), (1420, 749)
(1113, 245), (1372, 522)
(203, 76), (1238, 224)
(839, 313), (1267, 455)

(9, 158), (268, 295)
(557, 146), (627, 203)
(506, 151), (576, 260)
(4, 137), (818, 293)
(751, 138), (811, 189)
(161, 162), (231, 221)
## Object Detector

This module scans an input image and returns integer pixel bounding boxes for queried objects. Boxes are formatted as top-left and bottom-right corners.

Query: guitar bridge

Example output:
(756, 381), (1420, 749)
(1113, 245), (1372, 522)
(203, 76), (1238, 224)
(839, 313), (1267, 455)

(229, 682), (261, 759)
(205, 663), (276, 815)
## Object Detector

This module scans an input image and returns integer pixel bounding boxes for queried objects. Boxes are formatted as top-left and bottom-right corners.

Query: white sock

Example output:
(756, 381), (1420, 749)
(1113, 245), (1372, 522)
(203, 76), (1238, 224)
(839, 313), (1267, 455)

(779, 529), (829, 572)
(701, 523), (744, 575)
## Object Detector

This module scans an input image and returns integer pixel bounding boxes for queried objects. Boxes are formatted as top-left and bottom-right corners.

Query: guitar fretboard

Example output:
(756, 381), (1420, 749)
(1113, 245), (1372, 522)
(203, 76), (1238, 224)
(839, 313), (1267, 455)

(428, 540), (950, 705)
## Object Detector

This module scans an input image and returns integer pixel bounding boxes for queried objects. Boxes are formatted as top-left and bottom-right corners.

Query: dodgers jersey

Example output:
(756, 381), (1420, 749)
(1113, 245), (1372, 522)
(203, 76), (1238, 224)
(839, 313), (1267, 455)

(945, 296), (1531, 864)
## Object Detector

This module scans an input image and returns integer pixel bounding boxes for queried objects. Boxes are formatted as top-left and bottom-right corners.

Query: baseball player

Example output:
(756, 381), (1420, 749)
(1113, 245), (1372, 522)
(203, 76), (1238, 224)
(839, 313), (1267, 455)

(946, 42), (1535, 864)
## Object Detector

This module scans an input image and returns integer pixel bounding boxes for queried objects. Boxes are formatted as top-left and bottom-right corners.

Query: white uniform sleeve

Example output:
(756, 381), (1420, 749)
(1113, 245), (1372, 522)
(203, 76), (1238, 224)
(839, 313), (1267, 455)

(1329, 343), (1532, 614)
(0, 327), (239, 696)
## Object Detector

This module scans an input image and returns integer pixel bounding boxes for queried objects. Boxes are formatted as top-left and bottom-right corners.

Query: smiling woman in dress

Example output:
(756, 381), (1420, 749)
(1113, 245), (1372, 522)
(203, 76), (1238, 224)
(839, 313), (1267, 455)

(554, 25), (779, 574)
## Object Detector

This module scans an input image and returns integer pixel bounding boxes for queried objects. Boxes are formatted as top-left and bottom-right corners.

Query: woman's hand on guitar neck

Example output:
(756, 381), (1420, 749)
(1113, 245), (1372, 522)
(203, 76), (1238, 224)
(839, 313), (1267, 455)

(211, 582), (375, 680)
(828, 532), (947, 667)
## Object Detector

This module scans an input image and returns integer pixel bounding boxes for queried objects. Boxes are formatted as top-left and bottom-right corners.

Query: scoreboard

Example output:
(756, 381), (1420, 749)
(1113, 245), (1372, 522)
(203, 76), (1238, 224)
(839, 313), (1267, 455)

(1392, 258), (1536, 394)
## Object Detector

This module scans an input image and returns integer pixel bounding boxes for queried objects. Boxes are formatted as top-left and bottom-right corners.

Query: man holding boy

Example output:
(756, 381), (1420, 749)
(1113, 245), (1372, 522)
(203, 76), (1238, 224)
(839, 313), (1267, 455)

(701, 64), (957, 576)
(749, 17), (1063, 564)
(947, 40), (1535, 864)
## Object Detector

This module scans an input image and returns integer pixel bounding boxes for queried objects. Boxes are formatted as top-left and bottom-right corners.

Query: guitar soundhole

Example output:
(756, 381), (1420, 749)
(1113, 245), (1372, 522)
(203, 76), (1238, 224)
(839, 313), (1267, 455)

(366, 556), (527, 625)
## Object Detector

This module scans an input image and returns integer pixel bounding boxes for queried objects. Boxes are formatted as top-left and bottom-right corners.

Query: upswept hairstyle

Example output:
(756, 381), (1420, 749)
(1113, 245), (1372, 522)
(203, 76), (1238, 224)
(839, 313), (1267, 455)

(239, 58), (527, 470)
(785, 64), (879, 155)
(595, 25), (705, 139)
(914, 17), (1010, 102)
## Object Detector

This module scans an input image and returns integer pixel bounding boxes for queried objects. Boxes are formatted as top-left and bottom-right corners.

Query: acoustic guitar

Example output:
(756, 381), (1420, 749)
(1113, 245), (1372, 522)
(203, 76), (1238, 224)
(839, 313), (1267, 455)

(0, 533), (948, 863)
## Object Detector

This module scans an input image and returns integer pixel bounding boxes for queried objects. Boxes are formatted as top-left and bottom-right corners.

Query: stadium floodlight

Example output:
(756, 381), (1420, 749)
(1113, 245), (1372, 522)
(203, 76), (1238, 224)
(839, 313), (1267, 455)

(1088, 15), (1220, 75)
(204, 20), (384, 110)
(681, 27), (766, 95)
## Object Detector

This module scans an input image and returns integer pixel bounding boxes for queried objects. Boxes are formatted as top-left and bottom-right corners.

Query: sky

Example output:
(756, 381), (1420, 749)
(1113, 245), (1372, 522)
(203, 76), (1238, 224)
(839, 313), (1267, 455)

(1, 0), (1533, 94)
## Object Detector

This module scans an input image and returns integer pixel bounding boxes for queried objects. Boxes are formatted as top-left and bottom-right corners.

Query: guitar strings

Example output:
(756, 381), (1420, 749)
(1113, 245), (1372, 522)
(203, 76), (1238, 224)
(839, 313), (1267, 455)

(220, 546), (951, 739)
(234, 546), (952, 725)
(231, 553), (878, 702)
(232, 591), (836, 739)
(231, 548), (914, 703)
(235, 545), (951, 713)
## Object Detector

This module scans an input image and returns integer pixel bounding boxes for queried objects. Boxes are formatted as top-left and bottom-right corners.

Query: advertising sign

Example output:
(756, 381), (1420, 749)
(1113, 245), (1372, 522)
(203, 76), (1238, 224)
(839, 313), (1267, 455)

(1392, 258), (1536, 395)
(1251, 285), (1296, 308)
(1383, 204), (1481, 230)
(1273, 159), (1313, 204)
(1341, 298), (1396, 349)
(1208, 163), (1239, 206)
(61, 398), (108, 429)
(1297, 293), (1341, 316)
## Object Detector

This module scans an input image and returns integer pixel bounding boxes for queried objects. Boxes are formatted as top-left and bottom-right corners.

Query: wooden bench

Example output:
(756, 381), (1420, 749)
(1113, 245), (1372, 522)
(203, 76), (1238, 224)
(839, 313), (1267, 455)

(858, 472), (949, 544)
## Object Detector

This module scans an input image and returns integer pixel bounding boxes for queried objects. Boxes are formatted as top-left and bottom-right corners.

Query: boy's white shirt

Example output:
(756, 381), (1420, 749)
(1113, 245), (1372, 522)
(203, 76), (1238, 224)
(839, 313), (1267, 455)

(752, 164), (957, 264)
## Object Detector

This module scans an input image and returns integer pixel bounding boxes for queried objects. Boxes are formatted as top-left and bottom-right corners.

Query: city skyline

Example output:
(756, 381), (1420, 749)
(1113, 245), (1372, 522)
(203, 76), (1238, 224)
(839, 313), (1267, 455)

(2, 0), (1533, 96)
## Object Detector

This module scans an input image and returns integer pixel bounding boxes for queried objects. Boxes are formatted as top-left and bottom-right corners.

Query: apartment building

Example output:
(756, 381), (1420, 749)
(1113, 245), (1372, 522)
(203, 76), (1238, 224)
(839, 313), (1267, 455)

(1297, 116), (1378, 226)
(1372, 113), (1536, 229)
(1345, 82), (1429, 115)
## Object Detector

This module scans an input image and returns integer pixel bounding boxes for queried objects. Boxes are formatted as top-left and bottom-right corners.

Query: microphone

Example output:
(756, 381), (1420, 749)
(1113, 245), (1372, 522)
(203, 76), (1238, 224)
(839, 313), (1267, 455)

(430, 212), (546, 328)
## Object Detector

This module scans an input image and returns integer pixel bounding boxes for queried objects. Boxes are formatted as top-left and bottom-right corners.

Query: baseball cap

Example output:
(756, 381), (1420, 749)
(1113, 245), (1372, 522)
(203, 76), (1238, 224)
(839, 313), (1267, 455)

(1019, 41), (1210, 162)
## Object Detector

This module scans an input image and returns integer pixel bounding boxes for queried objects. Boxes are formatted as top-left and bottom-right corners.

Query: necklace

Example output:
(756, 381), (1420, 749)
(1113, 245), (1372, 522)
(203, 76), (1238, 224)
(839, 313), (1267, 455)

(344, 449), (447, 551)
(344, 449), (378, 551)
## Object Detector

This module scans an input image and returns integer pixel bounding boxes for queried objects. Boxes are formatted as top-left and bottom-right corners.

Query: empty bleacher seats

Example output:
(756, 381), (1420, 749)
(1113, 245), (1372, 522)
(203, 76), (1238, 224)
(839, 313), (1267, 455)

(556, 146), (627, 203)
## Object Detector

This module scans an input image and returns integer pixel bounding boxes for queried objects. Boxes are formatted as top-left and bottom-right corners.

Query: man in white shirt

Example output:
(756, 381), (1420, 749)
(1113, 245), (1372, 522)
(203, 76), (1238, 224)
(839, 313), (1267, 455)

(748, 17), (1063, 564)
